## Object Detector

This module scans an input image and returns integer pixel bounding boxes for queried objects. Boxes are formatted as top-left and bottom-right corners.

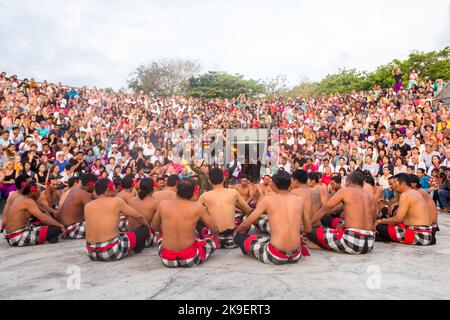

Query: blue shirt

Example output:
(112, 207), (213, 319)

(178, 172), (191, 180)
(419, 176), (430, 190)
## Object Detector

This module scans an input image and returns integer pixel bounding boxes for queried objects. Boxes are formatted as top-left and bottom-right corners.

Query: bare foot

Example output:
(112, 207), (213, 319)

(305, 238), (323, 250)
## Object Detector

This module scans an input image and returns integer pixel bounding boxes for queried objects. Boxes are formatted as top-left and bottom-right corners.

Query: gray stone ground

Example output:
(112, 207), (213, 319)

(1, 213), (450, 300)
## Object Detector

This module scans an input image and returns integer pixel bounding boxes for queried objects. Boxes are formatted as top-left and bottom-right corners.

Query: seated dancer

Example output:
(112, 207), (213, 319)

(1, 175), (30, 233)
(4, 181), (66, 247)
(408, 174), (439, 232)
(308, 172), (329, 212)
(56, 173), (96, 239)
(375, 173), (436, 246)
(291, 170), (313, 232)
(59, 176), (80, 209)
(36, 177), (60, 218)
(85, 179), (150, 262)
(233, 170), (310, 265)
(235, 175), (256, 207)
(320, 175), (346, 229)
(307, 171), (377, 255)
(152, 174), (178, 204)
(197, 168), (252, 249)
(255, 175), (275, 203)
(152, 179), (220, 268)
(115, 174), (135, 232)
(128, 178), (159, 247)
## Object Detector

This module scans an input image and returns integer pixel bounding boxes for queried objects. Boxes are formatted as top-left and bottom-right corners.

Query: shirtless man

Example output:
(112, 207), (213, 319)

(255, 175), (274, 202)
(307, 172), (328, 215)
(290, 170), (313, 232)
(198, 168), (252, 248)
(116, 174), (135, 204)
(152, 179), (220, 268)
(115, 174), (136, 232)
(152, 174), (178, 204)
(307, 171), (376, 255)
(1, 175), (29, 233)
(235, 175), (255, 206)
(37, 177), (60, 217)
(56, 173), (96, 239)
(128, 178), (159, 247)
(408, 174), (439, 232)
(4, 181), (66, 247)
(364, 176), (384, 214)
(59, 177), (80, 209)
(234, 170), (310, 265)
(85, 179), (150, 262)
(375, 173), (436, 246)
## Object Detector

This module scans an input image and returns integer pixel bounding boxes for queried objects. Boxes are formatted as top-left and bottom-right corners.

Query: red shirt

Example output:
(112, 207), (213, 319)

(321, 174), (333, 186)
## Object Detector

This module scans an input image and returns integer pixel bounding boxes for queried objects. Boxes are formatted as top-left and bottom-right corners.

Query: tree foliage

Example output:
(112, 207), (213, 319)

(128, 59), (201, 96)
(187, 72), (266, 99)
(310, 46), (450, 95)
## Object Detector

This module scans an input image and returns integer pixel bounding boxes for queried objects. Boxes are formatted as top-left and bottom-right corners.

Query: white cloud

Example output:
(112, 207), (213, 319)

(0, 0), (449, 89)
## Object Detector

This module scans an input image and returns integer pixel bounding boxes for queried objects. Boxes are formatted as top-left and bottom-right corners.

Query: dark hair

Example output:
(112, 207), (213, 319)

(167, 174), (179, 187)
(138, 178), (154, 200)
(308, 172), (320, 183)
(408, 174), (421, 188)
(271, 170), (291, 190)
(292, 169), (308, 184)
(95, 178), (112, 196)
(209, 168), (224, 185)
(177, 179), (195, 200)
(68, 177), (80, 188)
(65, 164), (73, 171)
(15, 175), (29, 190)
(22, 180), (38, 196)
(81, 173), (97, 187)
(122, 174), (133, 189)
(417, 168), (425, 174)
(331, 175), (342, 184)
(395, 173), (411, 186)
(365, 175), (375, 186)
(348, 171), (364, 187)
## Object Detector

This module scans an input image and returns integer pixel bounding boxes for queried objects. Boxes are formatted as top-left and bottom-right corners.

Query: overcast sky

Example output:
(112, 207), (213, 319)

(1, 0), (449, 89)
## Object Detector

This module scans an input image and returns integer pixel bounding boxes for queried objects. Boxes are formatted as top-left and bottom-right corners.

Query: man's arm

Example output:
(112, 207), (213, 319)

(235, 191), (252, 216)
(119, 199), (149, 228)
(152, 209), (162, 233)
(235, 198), (267, 234)
(311, 189), (345, 225)
(36, 194), (58, 217)
(198, 205), (219, 237)
(376, 193), (409, 226)
(300, 198), (312, 234)
(28, 200), (66, 234)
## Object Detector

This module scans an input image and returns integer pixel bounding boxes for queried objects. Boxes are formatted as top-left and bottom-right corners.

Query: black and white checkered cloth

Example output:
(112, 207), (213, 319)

(86, 233), (134, 262)
(376, 224), (436, 246)
(157, 234), (218, 268)
(234, 234), (307, 265)
(5, 225), (49, 247)
(63, 221), (86, 240)
(307, 227), (375, 254)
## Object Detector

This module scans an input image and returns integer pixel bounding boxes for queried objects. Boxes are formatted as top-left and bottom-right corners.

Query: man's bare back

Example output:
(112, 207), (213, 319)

(313, 186), (376, 231)
(290, 187), (313, 231)
(396, 189), (432, 226)
(153, 199), (218, 251)
(152, 189), (177, 204)
(128, 196), (158, 230)
(116, 189), (133, 204)
(198, 188), (251, 232)
(85, 197), (147, 244)
(57, 187), (93, 226)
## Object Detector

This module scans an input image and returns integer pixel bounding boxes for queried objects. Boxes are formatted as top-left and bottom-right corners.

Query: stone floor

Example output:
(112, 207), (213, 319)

(1, 213), (449, 300)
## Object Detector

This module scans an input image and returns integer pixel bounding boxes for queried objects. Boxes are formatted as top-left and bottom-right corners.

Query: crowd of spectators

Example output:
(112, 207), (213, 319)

(0, 70), (449, 211)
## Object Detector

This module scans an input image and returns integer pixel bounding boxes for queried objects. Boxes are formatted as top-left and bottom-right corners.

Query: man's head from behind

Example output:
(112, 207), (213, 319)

(271, 170), (291, 191)
(347, 171), (364, 187)
(177, 179), (196, 200)
(94, 178), (116, 197)
(167, 174), (179, 188)
(81, 173), (97, 192)
(209, 168), (224, 186)
(292, 169), (308, 187)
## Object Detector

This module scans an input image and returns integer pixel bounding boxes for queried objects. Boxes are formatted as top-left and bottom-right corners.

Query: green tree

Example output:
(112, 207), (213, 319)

(187, 72), (266, 99)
